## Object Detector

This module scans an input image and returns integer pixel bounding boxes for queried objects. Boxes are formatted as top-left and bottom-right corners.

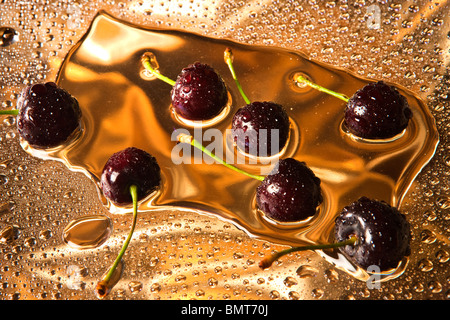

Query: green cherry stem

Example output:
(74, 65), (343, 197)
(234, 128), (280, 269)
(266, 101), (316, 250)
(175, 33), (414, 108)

(224, 48), (251, 105)
(0, 109), (19, 116)
(295, 75), (350, 103)
(96, 184), (139, 299)
(177, 133), (265, 182)
(259, 236), (358, 269)
(141, 54), (176, 87)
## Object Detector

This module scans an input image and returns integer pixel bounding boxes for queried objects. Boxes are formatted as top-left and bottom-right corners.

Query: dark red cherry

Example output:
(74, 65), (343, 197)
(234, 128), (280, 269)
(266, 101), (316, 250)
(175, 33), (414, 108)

(100, 147), (161, 205)
(171, 62), (228, 121)
(334, 196), (411, 271)
(256, 158), (322, 222)
(232, 101), (290, 157)
(16, 82), (82, 148)
(344, 81), (412, 139)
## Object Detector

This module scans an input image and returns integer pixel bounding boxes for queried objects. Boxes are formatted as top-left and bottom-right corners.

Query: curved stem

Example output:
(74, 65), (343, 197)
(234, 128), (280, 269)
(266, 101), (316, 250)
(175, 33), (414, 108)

(142, 54), (176, 87)
(177, 133), (265, 182)
(96, 185), (139, 299)
(259, 236), (358, 269)
(295, 75), (350, 103)
(0, 110), (19, 116)
(224, 48), (251, 105)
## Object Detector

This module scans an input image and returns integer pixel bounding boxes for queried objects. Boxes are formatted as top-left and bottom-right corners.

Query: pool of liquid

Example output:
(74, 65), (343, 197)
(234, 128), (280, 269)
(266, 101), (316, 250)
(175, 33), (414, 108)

(22, 12), (439, 281)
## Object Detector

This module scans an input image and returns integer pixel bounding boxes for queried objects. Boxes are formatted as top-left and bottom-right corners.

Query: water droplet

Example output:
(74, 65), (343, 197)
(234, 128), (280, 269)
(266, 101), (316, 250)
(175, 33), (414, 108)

(423, 210), (437, 221)
(296, 265), (319, 278)
(0, 201), (15, 215)
(269, 290), (280, 299)
(0, 159), (12, 169)
(436, 196), (450, 209)
(149, 256), (159, 267)
(288, 291), (300, 300)
(283, 276), (298, 287)
(0, 174), (9, 185)
(175, 275), (186, 282)
(24, 236), (36, 247)
(150, 282), (161, 292)
(420, 229), (437, 244)
(427, 280), (442, 293)
(196, 289), (205, 297)
(0, 27), (19, 47)
(413, 282), (424, 293)
(208, 277), (218, 287)
(311, 288), (324, 299)
(128, 281), (143, 293)
(39, 229), (52, 240)
(417, 258), (434, 272)
(444, 156), (450, 167)
(435, 249), (449, 263)
(0, 225), (20, 243)
(62, 215), (113, 249)
(324, 268), (339, 283)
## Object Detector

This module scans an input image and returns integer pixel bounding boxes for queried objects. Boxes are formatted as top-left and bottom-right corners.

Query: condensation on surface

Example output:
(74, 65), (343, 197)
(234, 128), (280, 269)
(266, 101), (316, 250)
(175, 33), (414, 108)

(0, 0), (449, 300)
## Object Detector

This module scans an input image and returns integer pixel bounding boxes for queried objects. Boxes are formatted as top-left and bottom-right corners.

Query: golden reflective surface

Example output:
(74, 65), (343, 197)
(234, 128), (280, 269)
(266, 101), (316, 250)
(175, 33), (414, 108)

(0, 0), (449, 300)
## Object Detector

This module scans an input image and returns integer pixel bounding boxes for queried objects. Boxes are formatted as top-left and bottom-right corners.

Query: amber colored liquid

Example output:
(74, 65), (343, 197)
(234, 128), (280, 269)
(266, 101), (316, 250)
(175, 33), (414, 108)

(23, 12), (438, 280)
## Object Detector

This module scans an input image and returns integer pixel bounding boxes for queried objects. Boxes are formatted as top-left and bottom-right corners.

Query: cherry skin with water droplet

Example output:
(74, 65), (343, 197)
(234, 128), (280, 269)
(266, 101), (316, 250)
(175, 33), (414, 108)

(344, 81), (412, 139)
(100, 147), (161, 205)
(232, 101), (290, 157)
(334, 196), (411, 271)
(171, 62), (228, 121)
(16, 82), (82, 148)
(256, 158), (322, 222)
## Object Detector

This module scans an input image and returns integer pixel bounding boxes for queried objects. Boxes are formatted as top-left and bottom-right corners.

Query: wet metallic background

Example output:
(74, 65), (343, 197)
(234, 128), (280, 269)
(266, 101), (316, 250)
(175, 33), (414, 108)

(0, 0), (449, 300)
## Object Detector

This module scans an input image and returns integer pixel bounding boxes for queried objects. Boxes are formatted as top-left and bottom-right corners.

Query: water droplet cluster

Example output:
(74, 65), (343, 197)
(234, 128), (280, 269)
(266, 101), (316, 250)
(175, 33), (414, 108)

(0, 0), (449, 300)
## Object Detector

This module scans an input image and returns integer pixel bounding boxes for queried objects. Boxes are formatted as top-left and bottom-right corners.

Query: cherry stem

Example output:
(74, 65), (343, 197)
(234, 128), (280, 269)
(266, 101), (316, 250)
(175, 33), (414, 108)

(177, 133), (265, 182)
(0, 109), (19, 116)
(96, 184), (139, 299)
(295, 75), (350, 103)
(224, 48), (251, 105)
(259, 236), (358, 269)
(141, 54), (176, 87)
